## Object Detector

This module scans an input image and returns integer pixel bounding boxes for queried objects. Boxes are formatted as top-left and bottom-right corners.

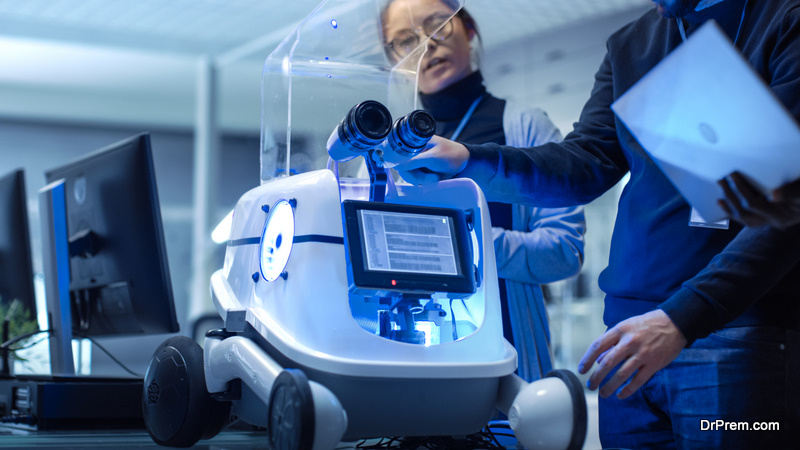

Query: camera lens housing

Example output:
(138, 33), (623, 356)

(327, 100), (392, 162)
(378, 110), (436, 168)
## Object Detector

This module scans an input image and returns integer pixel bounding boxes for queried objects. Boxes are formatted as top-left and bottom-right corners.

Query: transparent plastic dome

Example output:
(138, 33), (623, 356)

(260, 0), (465, 182)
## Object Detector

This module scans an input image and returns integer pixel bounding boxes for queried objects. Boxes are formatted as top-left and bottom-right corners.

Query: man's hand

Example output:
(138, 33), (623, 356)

(395, 135), (470, 185)
(578, 309), (687, 399)
(718, 172), (800, 229)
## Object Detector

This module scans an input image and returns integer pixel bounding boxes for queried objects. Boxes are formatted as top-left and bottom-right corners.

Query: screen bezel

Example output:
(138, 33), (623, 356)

(44, 133), (178, 337)
(0, 169), (37, 321)
(342, 200), (475, 296)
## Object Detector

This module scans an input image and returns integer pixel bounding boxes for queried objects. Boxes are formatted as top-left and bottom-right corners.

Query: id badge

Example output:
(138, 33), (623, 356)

(689, 207), (729, 229)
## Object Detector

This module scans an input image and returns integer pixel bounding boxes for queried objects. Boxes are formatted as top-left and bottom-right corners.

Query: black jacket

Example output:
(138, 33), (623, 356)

(460, 0), (800, 342)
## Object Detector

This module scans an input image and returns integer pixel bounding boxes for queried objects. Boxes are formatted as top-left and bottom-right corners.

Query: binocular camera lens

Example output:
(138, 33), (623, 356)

(392, 110), (435, 150)
(326, 101), (437, 167)
(327, 100), (392, 162)
(353, 101), (393, 141)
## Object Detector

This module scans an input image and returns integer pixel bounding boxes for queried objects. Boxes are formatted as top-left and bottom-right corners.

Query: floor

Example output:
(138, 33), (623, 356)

(0, 428), (270, 449)
(0, 392), (601, 449)
(584, 392), (601, 450)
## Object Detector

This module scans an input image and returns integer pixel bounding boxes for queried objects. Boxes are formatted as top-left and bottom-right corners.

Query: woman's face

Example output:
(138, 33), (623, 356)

(383, 0), (474, 94)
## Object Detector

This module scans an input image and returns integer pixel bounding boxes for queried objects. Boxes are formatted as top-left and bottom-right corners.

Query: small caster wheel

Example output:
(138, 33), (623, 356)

(267, 369), (315, 450)
(143, 336), (231, 447)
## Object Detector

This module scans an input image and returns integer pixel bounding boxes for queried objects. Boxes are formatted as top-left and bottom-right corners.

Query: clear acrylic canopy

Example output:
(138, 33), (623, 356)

(260, 0), (465, 182)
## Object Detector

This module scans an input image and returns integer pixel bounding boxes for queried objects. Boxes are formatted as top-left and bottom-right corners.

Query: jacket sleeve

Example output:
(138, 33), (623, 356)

(659, 223), (800, 343)
(460, 52), (630, 208)
(493, 205), (585, 284)
(493, 102), (586, 284)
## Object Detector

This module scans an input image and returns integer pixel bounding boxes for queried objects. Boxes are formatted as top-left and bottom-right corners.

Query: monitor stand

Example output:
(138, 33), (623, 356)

(39, 179), (75, 376)
(0, 180), (145, 430)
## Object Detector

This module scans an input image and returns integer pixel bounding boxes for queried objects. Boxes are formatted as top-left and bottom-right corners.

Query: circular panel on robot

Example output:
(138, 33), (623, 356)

(260, 199), (295, 282)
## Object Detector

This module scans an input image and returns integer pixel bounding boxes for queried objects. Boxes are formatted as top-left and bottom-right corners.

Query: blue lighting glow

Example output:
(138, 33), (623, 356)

(414, 321), (439, 346)
(211, 209), (234, 244)
(331, 19), (338, 29)
(470, 229), (479, 267)
(259, 199), (295, 282)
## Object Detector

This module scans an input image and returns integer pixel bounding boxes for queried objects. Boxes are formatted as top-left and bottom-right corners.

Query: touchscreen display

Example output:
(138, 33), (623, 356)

(342, 200), (475, 297)
(358, 210), (458, 275)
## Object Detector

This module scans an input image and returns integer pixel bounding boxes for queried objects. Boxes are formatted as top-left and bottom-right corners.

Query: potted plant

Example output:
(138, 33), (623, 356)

(0, 298), (40, 377)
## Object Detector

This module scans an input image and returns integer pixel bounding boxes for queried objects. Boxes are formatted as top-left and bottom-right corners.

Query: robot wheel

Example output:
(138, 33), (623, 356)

(142, 336), (231, 447)
(267, 368), (316, 450)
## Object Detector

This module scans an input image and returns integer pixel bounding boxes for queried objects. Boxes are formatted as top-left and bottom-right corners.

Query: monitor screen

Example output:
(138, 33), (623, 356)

(0, 169), (37, 322)
(343, 200), (475, 297)
(358, 209), (459, 275)
(44, 133), (178, 337)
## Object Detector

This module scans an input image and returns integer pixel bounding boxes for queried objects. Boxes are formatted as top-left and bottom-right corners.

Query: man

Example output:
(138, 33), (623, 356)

(395, 0), (800, 448)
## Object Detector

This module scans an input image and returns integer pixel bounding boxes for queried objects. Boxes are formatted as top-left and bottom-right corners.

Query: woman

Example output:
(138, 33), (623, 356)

(381, 0), (586, 381)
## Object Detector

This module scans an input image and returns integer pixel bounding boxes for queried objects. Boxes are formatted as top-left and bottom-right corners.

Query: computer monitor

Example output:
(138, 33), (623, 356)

(342, 200), (476, 299)
(40, 133), (179, 375)
(0, 169), (37, 327)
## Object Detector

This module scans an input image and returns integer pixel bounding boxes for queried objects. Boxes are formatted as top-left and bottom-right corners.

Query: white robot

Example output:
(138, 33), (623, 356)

(141, 1), (587, 448)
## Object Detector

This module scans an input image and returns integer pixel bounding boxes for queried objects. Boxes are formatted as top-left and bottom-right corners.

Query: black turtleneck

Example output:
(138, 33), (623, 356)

(420, 71), (515, 345)
(419, 71), (507, 146)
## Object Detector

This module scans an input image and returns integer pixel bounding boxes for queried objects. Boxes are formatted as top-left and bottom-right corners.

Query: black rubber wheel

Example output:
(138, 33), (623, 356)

(545, 369), (588, 450)
(267, 369), (315, 450)
(142, 336), (231, 447)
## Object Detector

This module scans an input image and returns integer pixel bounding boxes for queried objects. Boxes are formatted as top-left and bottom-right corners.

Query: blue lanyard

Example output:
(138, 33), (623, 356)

(449, 95), (485, 141)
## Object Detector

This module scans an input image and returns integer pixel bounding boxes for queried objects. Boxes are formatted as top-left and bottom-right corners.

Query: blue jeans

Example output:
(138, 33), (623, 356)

(598, 326), (800, 449)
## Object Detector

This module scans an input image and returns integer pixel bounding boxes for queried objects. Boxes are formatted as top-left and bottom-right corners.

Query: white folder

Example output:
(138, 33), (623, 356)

(612, 20), (800, 222)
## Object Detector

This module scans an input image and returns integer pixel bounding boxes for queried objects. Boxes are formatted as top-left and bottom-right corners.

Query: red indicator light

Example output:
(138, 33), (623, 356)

(391, 280), (397, 286)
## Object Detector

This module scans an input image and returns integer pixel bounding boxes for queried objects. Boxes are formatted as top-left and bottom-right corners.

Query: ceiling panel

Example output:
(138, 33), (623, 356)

(0, 0), (651, 60)
(0, 0), (652, 131)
